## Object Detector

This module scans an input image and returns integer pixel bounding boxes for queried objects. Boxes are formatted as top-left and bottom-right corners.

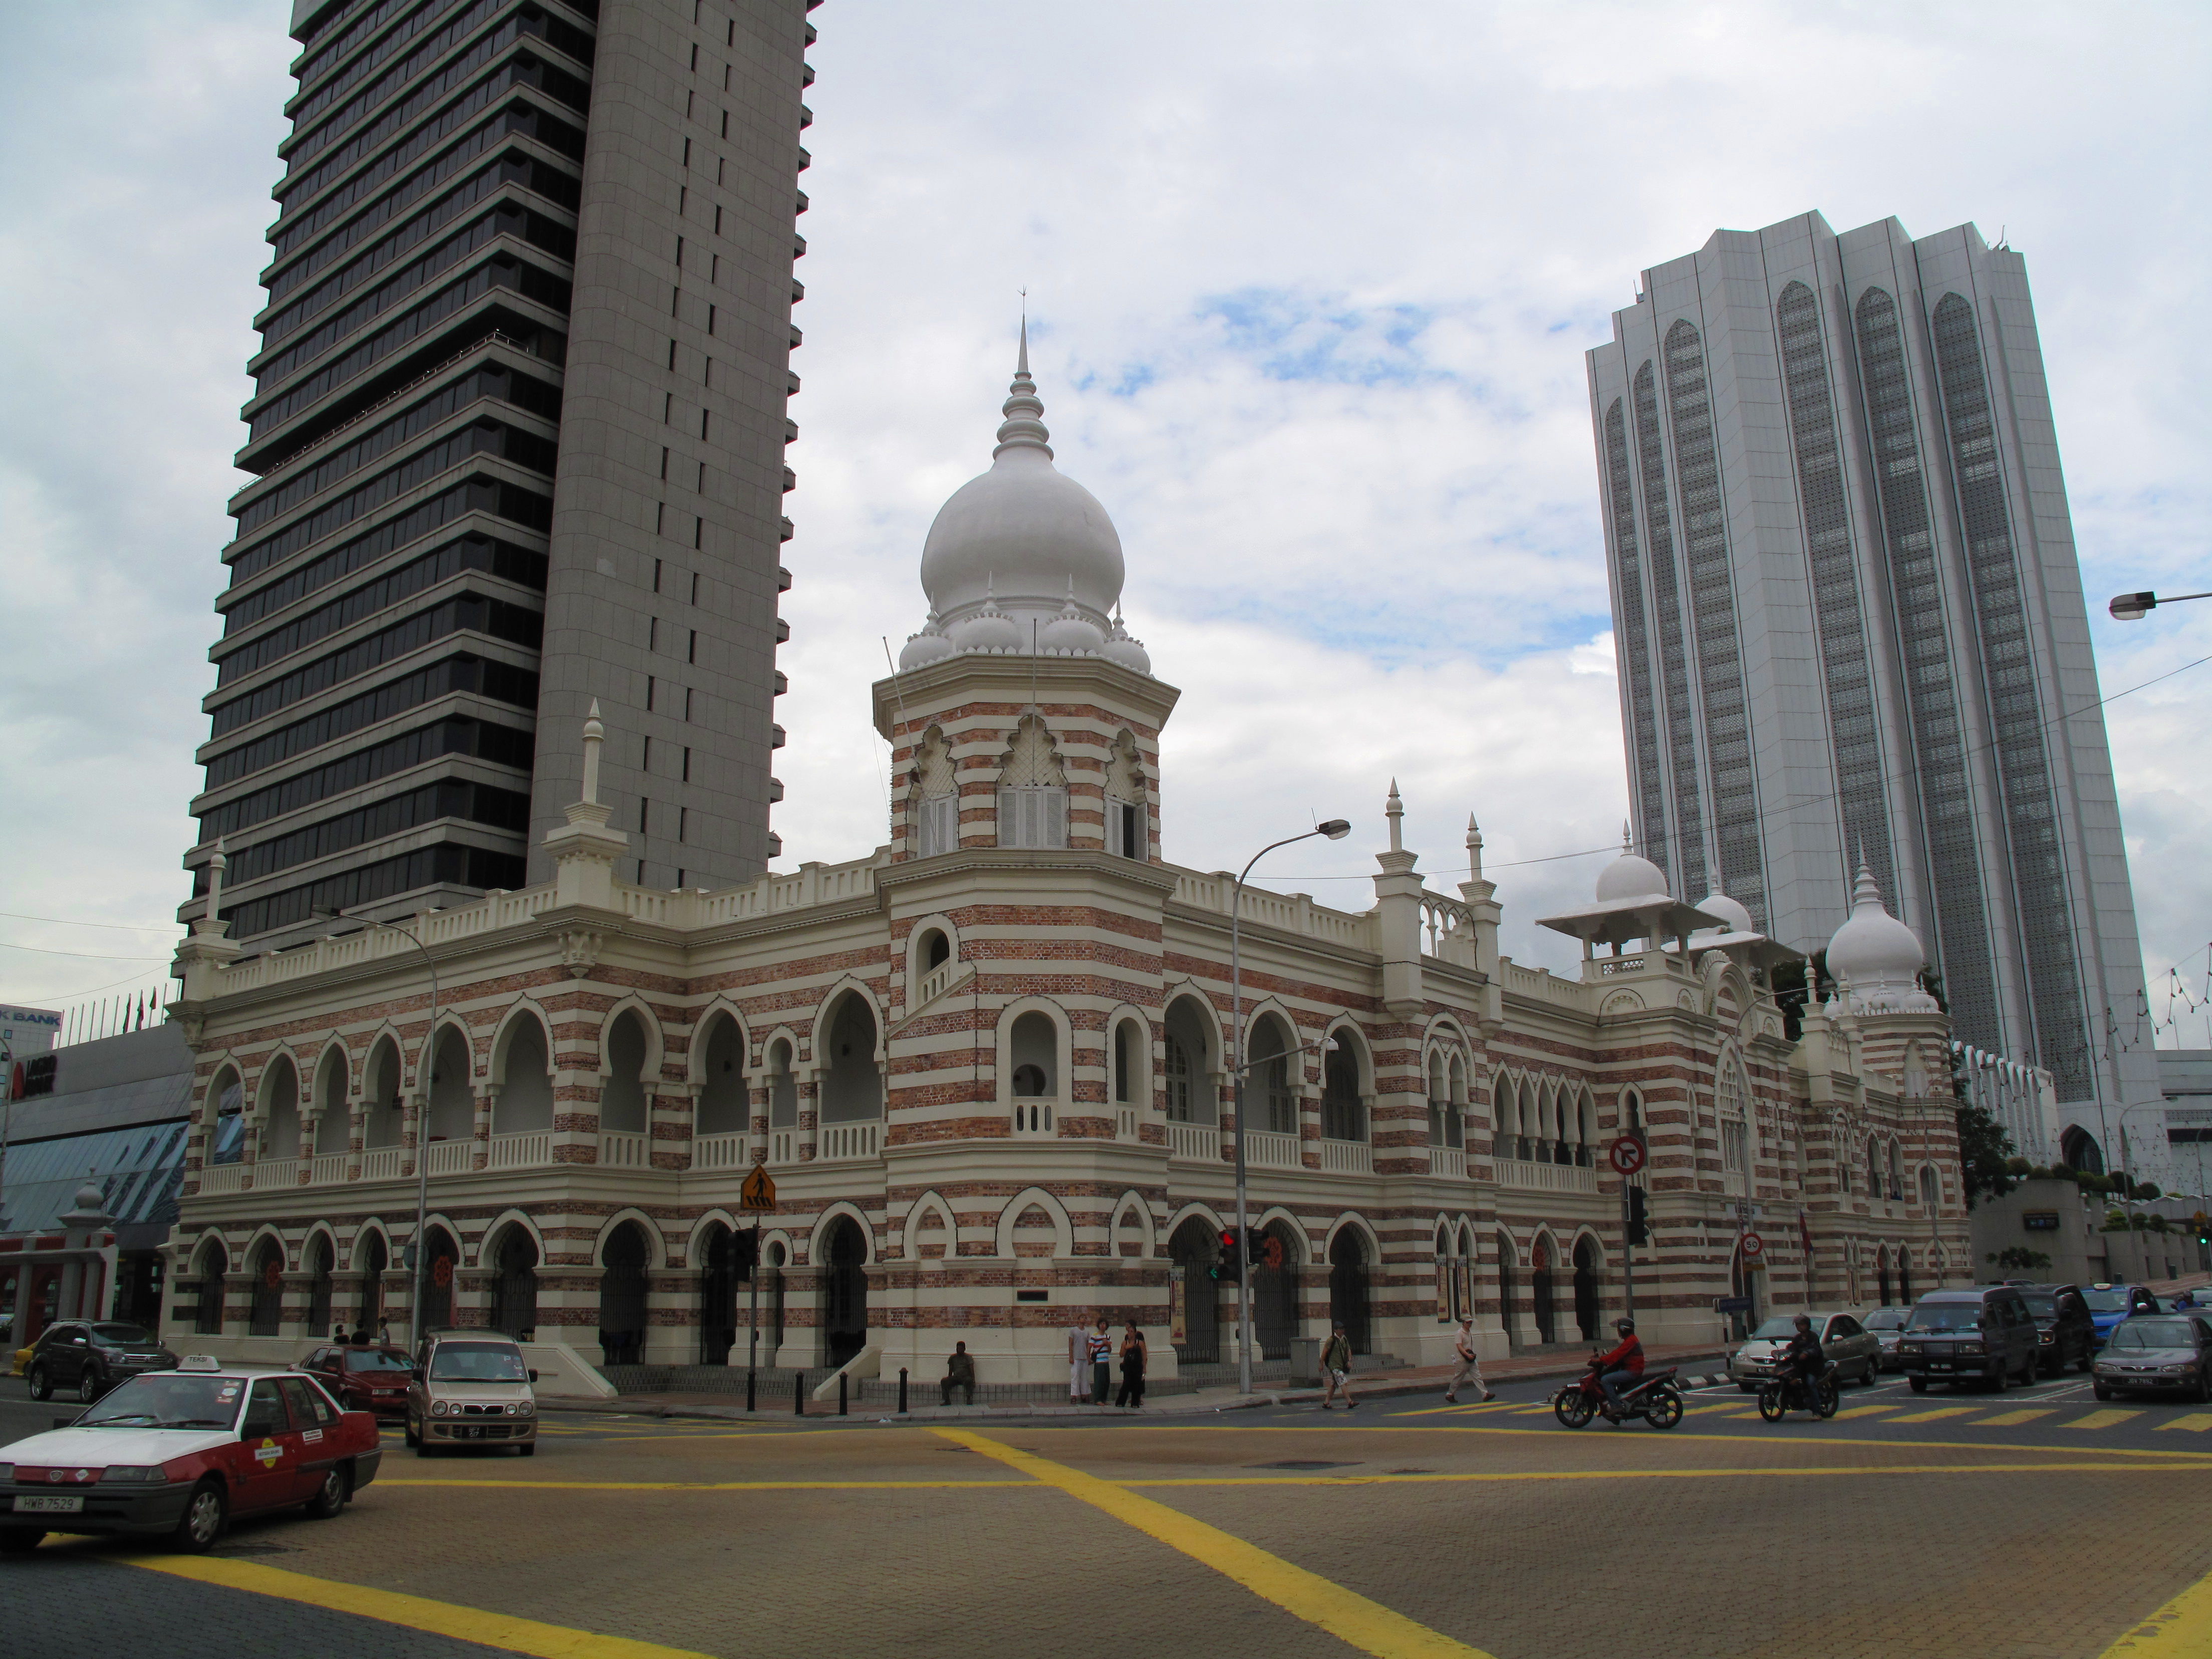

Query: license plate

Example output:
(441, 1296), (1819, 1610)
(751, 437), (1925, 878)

(1928, 1362), (1953, 1370)
(16, 1494), (85, 1514)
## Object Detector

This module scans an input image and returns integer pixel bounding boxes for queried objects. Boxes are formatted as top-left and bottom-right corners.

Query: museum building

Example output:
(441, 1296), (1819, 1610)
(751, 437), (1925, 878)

(162, 347), (1971, 1384)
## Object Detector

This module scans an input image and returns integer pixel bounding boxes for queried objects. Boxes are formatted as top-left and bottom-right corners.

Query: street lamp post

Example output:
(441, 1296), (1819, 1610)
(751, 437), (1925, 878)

(1229, 819), (1351, 1398)
(2109, 589), (2211, 622)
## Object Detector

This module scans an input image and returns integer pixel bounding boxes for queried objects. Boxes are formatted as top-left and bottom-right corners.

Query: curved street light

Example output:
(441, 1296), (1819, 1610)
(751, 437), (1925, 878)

(1229, 818), (1352, 1397)
(2110, 589), (2211, 621)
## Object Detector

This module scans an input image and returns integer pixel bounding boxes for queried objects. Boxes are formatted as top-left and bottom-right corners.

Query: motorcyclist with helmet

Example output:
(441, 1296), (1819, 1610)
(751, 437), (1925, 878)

(1594, 1317), (1643, 1421)
(1779, 1313), (1827, 1412)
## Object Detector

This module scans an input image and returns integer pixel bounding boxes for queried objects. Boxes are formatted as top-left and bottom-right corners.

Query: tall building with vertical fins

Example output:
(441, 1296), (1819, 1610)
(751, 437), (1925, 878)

(180, 0), (816, 947)
(1586, 210), (2162, 1181)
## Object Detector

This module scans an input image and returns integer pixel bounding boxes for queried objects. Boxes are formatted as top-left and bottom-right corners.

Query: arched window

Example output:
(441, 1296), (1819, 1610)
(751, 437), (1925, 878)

(490, 1227), (539, 1340)
(362, 1039), (403, 1150)
(1163, 996), (1214, 1125)
(259, 1056), (302, 1162)
(911, 727), (958, 857)
(916, 927), (951, 974)
(1918, 1164), (1940, 1210)
(1719, 1059), (1750, 1191)
(695, 1015), (747, 1137)
(598, 1222), (651, 1366)
(599, 1012), (651, 1135)
(248, 1238), (285, 1336)
(1887, 1139), (1903, 1200)
(1621, 1086), (1645, 1137)
(418, 1225), (458, 1333)
(494, 1017), (554, 1135)
(1329, 1228), (1371, 1355)
(1169, 1218), (1223, 1363)
(1868, 1138), (1883, 1201)
(312, 1048), (350, 1156)
(306, 1235), (334, 1336)
(766, 1038), (798, 1130)
(425, 1025), (474, 1142)
(1104, 730), (1146, 859)
(996, 715), (1068, 849)
(192, 1239), (229, 1335)
(1247, 1016), (1297, 1136)
(819, 995), (883, 1122)
(1322, 1040), (1365, 1143)
(1009, 1011), (1056, 1100)
(1111, 1017), (1144, 1115)
(357, 1232), (387, 1332)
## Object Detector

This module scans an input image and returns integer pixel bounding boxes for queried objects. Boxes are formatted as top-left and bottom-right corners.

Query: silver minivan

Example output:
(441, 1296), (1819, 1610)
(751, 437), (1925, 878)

(1899, 1286), (2039, 1394)
(405, 1332), (538, 1456)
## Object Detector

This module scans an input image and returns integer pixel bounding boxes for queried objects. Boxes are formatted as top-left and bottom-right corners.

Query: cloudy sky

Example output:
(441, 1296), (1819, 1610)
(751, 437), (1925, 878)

(2, 2), (2208, 1044)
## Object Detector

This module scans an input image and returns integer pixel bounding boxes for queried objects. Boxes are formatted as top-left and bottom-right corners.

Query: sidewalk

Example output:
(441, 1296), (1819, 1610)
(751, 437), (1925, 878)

(541, 1339), (1735, 1424)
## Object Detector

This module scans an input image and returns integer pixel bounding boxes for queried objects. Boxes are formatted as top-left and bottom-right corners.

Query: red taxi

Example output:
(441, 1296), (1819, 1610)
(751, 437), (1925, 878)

(0, 1356), (381, 1554)
(298, 1341), (418, 1418)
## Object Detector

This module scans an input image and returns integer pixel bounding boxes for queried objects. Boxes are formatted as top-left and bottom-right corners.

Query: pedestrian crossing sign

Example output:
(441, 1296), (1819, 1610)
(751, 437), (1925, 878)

(740, 1163), (776, 1213)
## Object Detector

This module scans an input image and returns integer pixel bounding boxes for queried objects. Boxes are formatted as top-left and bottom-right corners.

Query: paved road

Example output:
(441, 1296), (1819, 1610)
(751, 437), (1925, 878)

(8, 1369), (2212, 1657)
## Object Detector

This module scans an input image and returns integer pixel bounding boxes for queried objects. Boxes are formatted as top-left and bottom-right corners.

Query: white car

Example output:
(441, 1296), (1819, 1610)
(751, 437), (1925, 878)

(1727, 1312), (1880, 1390)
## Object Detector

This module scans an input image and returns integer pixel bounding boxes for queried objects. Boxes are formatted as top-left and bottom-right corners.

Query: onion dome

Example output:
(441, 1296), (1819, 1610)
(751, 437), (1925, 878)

(918, 322), (1123, 644)
(1826, 863), (1936, 1011)
(1694, 891), (1755, 935)
(948, 577), (1022, 652)
(1594, 822), (1670, 901)
(1102, 605), (1152, 674)
(1039, 581), (1106, 654)
(897, 607), (956, 670)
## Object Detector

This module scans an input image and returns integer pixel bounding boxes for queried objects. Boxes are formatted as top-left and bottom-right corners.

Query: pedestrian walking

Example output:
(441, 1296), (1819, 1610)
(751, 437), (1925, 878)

(1320, 1321), (1357, 1410)
(1443, 1315), (1496, 1404)
(1115, 1322), (1148, 1408)
(1088, 1316), (1114, 1404)
(1067, 1321), (1090, 1404)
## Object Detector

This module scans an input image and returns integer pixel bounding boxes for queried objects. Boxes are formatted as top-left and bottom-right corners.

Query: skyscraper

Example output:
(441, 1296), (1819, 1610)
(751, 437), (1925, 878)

(1586, 209), (2159, 1177)
(182, 0), (815, 945)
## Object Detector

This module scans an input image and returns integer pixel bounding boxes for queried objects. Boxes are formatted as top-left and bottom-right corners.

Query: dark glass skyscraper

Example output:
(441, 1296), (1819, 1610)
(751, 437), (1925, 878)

(184, 0), (815, 943)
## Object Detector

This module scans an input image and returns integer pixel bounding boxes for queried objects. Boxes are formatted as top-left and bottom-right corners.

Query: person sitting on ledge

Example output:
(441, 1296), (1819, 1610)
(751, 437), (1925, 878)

(941, 1341), (977, 1406)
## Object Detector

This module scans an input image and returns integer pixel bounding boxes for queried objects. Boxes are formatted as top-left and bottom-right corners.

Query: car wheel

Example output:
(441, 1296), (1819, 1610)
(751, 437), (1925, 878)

(2094, 1381), (2113, 1401)
(1736, 1382), (1757, 1393)
(403, 1414), (419, 1449)
(304, 1464), (350, 1520)
(0, 1529), (45, 1555)
(77, 1368), (101, 1404)
(2195, 1370), (2211, 1406)
(516, 1442), (536, 1457)
(27, 1365), (50, 1402)
(170, 1480), (226, 1554)
(1909, 1377), (1927, 1394)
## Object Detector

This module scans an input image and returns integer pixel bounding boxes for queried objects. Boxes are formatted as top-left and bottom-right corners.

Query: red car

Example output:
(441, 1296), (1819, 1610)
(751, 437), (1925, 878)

(0, 1357), (382, 1554)
(298, 1341), (418, 1417)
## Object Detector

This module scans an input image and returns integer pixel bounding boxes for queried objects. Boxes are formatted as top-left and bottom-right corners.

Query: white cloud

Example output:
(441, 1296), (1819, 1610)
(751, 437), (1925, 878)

(3, 0), (2208, 1034)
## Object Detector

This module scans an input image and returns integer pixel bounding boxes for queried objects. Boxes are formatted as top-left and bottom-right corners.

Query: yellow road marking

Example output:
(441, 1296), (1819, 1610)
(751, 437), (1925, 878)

(2160, 1415), (2212, 1434)
(1396, 1401), (1518, 1417)
(2069, 1411), (2142, 1431)
(1981, 1410), (2055, 1427)
(381, 1478), (1038, 1490)
(2099, 1550), (2212, 1655)
(939, 1428), (1492, 1658)
(1887, 1407), (1979, 1423)
(128, 1557), (715, 1659)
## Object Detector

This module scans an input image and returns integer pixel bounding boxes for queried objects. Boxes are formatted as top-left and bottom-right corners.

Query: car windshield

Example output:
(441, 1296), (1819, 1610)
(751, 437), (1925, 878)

(2108, 1319), (2197, 1350)
(2082, 1288), (2135, 1312)
(428, 1342), (527, 1382)
(1748, 1317), (1803, 1340)
(1905, 1303), (1984, 1331)
(1863, 1310), (1908, 1331)
(90, 1322), (155, 1345)
(344, 1349), (415, 1373)
(77, 1373), (241, 1430)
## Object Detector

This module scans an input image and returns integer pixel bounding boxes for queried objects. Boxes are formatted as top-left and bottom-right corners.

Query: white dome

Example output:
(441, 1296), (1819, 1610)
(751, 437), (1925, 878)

(1103, 612), (1151, 674)
(1039, 613), (1105, 653)
(898, 629), (954, 670)
(950, 607), (1022, 652)
(1695, 892), (1755, 934)
(1595, 850), (1670, 902)
(1826, 864), (1930, 1003)
(917, 328), (1123, 642)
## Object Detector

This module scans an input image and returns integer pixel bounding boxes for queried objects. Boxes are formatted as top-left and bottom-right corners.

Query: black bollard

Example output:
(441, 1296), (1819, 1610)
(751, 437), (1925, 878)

(746, 1367), (756, 1413)
(898, 1366), (909, 1415)
(794, 1368), (805, 1416)
(839, 1371), (849, 1417)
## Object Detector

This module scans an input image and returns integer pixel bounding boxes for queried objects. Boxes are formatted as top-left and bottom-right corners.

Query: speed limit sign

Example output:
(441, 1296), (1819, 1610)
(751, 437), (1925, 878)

(1608, 1134), (1647, 1176)
(1740, 1231), (1766, 1260)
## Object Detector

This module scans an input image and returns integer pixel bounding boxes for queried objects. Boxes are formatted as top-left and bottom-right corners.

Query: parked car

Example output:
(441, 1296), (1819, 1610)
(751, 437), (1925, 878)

(297, 1343), (418, 1419)
(1726, 1311), (1880, 1390)
(1860, 1307), (1913, 1372)
(405, 1332), (538, 1456)
(2081, 1284), (2161, 1347)
(1899, 1285), (2040, 1393)
(0, 1356), (381, 1554)
(25, 1321), (178, 1404)
(2093, 1313), (2212, 1402)
(2018, 1284), (2097, 1376)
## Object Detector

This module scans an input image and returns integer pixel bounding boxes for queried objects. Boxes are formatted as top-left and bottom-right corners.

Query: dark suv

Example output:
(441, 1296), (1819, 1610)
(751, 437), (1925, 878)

(25, 1321), (178, 1404)
(1899, 1285), (2039, 1393)
(2020, 1284), (2097, 1376)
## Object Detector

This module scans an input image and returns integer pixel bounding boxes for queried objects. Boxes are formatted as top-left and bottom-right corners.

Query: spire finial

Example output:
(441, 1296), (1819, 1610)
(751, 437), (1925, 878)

(1386, 779), (1405, 855)
(581, 699), (605, 807)
(1466, 812), (1484, 883)
(995, 309), (1051, 459)
(1622, 819), (1633, 853)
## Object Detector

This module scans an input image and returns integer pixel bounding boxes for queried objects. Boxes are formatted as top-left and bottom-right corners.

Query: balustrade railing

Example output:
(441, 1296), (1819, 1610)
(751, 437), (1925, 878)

(1010, 1103), (1054, 1138)
(197, 1163), (247, 1196)
(360, 1147), (402, 1182)
(310, 1153), (349, 1186)
(1495, 1156), (1597, 1195)
(1245, 1129), (1302, 1171)
(692, 1132), (750, 1171)
(422, 1139), (474, 1176)
(1430, 1146), (1468, 1179)
(1319, 1139), (1372, 1176)
(485, 1130), (551, 1171)
(768, 1130), (796, 1165)
(1168, 1121), (1219, 1163)
(818, 1121), (880, 1162)
(600, 1131), (649, 1169)
(252, 1156), (305, 1188)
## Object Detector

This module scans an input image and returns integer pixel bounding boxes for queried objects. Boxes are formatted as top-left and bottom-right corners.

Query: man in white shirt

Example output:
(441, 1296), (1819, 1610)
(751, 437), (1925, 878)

(1087, 1317), (1114, 1404)
(1068, 1322), (1090, 1404)
(1444, 1315), (1496, 1404)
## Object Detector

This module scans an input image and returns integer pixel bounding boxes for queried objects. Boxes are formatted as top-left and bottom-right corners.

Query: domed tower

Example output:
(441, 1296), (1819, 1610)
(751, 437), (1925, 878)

(1825, 864), (1939, 1015)
(875, 328), (1178, 865)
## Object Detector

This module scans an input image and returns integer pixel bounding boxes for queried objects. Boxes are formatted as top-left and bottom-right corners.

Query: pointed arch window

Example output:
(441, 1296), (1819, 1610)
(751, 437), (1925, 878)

(1103, 730), (1146, 859)
(912, 727), (958, 858)
(996, 715), (1068, 849)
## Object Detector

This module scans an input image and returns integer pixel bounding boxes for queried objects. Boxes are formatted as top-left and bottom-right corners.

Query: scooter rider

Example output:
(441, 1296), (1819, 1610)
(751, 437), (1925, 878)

(1780, 1313), (1826, 1410)
(1594, 1317), (1644, 1420)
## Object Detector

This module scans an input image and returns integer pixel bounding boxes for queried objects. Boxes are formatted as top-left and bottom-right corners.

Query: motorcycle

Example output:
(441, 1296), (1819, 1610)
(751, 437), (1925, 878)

(1758, 1362), (1840, 1422)
(1553, 1356), (1684, 1429)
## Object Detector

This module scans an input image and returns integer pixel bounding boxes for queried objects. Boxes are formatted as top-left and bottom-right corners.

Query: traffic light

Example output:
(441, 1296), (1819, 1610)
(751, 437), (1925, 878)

(1625, 1186), (1650, 1247)
(1211, 1227), (1240, 1280)
(732, 1227), (759, 1281)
